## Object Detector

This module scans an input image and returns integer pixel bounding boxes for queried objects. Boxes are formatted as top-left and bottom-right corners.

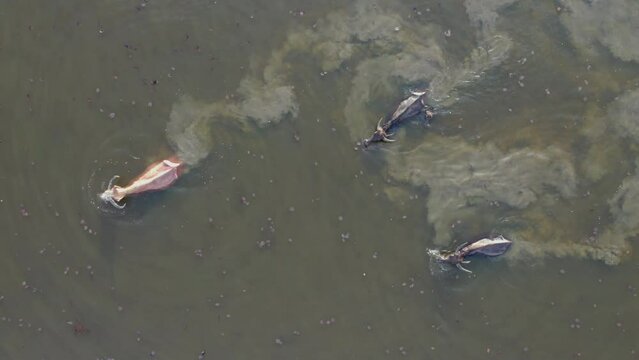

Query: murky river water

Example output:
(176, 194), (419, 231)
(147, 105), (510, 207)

(1, 0), (639, 358)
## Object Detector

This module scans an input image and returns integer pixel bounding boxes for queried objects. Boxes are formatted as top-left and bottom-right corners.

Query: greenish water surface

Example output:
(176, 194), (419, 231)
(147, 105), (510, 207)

(1, 0), (638, 359)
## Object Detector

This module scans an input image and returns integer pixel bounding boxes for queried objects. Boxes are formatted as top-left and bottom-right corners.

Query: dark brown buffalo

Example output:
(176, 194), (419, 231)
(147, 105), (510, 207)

(428, 236), (512, 273)
(364, 90), (434, 147)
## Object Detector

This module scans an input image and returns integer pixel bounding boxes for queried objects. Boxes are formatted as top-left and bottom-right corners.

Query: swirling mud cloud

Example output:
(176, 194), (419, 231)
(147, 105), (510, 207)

(166, 0), (637, 265)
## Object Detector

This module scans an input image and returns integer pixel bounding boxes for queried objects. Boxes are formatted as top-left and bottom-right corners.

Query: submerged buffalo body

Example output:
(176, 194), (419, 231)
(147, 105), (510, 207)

(459, 237), (512, 257)
(99, 157), (184, 208)
(428, 236), (512, 273)
(364, 90), (434, 147)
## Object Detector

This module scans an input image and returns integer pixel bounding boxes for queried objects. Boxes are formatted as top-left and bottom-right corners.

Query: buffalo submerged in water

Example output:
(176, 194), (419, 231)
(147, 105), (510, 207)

(428, 236), (513, 273)
(363, 90), (435, 147)
(99, 157), (185, 208)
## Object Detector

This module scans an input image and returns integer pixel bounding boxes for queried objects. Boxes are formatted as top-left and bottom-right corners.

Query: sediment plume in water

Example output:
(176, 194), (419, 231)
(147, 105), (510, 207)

(608, 88), (639, 141)
(230, 78), (298, 127)
(330, 0), (513, 140)
(427, 0), (516, 104)
(167, 0), (515, 155)
(165, 71), (297, 166)
(507, 239), (626, 266)
(386, 136), (576, 242)
(597, 166), (639, 262)
(584, 88), (639, 264)
(386, 135), (632, 265)
(559, 0), (639, 63)
(464, 0), (519, 33)
(163, 0), (638, 264)
(166, 96), (219, 166)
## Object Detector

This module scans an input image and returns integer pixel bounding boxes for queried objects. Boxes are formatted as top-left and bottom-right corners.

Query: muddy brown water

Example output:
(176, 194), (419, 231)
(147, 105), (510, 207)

(1, 0), (638, 359)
